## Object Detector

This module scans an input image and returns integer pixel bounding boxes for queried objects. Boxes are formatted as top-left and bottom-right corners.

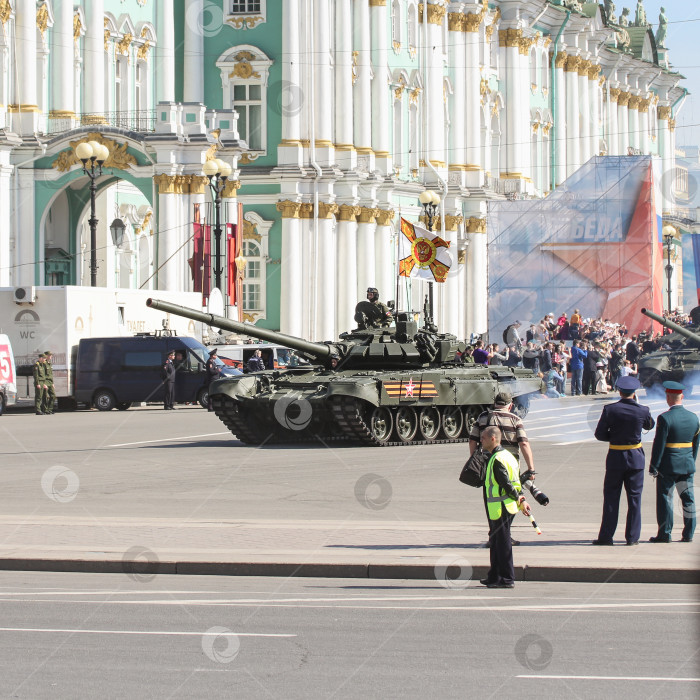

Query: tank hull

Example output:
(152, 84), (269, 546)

(210, 365), (544, 446)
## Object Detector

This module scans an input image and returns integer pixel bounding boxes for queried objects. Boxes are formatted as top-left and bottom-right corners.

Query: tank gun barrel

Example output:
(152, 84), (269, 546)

(641, 308), (700, 345)
(146, 298), (331, 359)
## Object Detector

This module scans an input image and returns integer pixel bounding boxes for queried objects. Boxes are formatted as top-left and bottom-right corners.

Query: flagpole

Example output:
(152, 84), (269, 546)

(396, 208), (401, 312)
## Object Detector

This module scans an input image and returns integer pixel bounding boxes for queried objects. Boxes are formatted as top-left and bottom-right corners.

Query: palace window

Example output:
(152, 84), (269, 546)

(239, 213), (272, 319)
(227, 1), (266, 29)
(217, 46), (272, 154)
(231, 1), (261, 12)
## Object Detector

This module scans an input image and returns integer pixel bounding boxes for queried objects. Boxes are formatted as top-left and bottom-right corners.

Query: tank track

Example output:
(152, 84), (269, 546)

(212, 394), (476, 447)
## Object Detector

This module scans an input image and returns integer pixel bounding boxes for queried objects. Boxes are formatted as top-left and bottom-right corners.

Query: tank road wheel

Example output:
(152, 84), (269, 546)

(464, 405), (484, 435)
(441, 406), (464, 440)
(418, 407), (441, 441)
(369, 407), (394, 444)
(395, 406), (418, 443)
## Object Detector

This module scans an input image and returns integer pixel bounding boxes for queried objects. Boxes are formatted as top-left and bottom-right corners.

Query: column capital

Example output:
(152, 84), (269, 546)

(318, 202), (340, 219)
(617, 91), (631, 107)
(336, 204), (362, 222)
(358, 206), (380, 224)
(638, 97), (651, 113)
(419, 3), (447, 26)
(669, 118), (676, 132)
(628, 95), (642, 110)
(554, 51), (567, 69)
(499, 28), (523, 48)
(444, 215), (464, 232)
(609, 87), (621, 103)
(518, 35), (536, 56)
(369, 0), (387, 5)
(299, 203), (315, 219)
(448, 12), (465, 32)
(153, 174), (178, 195)
(465, 12), (484, 33)
(658, 105), (671, 120)
(375, 209), (395, 226)
(188, 175), (209, 195)
(276, 200), (303, 218)
(564, 54), (582, 73)
(587, 64), (601, 80)
(577, 59), (592, 77)
(222, 179), (241, 198)
(466, 217), (487, 234)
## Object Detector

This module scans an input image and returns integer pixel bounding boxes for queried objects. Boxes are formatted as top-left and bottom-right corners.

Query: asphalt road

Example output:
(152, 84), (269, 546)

(0, 393), (696, 527)
(0, 572), (695, 699)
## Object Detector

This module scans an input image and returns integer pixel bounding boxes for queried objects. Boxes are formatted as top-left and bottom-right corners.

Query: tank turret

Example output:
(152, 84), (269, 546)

(147, 298), (543, 446)
(147, 298), (465, 370)
(637, 308), (700, 387)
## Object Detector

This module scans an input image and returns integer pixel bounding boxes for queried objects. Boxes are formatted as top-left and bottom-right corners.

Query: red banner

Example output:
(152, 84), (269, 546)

(190, 223), (204, 294)
(227, 223), (237, 304)
(203, 224), (211, 302)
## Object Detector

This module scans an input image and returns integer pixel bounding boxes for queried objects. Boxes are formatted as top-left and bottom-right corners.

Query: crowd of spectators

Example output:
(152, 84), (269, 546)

(457, 309), (693, 399)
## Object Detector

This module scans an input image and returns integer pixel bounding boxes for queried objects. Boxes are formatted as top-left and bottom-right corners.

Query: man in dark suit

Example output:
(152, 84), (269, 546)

(648, 381), (699, 543)
(593, 376), (655, 545)
(162, 350), (176, 410)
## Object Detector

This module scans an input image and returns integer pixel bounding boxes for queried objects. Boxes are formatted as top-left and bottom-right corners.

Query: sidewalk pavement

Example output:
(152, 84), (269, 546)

(0, 515), (695, 584)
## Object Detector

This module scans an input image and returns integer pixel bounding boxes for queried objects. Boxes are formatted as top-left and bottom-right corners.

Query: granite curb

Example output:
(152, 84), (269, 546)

(0, 557), (696, 584)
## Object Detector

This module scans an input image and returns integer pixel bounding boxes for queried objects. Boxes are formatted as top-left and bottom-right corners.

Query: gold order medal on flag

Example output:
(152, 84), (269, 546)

(398, 217), (453, 283)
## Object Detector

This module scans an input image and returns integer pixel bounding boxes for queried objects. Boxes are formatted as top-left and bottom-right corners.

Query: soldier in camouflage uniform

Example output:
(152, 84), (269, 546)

(33, 354), (47, 415)
(42, 350), (56, 414)
(354, 288), (393, 329)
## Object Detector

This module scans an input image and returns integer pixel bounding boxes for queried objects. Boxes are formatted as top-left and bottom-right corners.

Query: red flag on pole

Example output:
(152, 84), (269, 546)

(227, 223), (237, 303)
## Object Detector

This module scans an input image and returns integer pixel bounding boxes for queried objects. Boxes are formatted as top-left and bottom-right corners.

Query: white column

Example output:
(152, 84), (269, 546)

(313, 0), (333, 165)
(589, 70), (600, 158)
(370, 0), (390, 173)
(457, 242), (466, 340)
(658, 108), (672, 210)
(374, 211), (394, 310)
(465, 17), (481, 175)
(504, 39), (521, 175)
(579, 68), (590, 165)
(0, 158), (12, 286)
(336, 207), (359, 333)
(50, 0), (75, 117)
(554, 54), (567, 185)
(156, 0), (175, 104)
(424, 3), (446, 169)
(628, 97), (640, 150)
(618, 93), (630, 154)
(83, 0), (105, 117)
(335, 0), (355, 169)
(471, 229), (487, 334)
(279, 0), (303, 166)
(639, 103), (649, 154)
(356, 208), (377, 298)
(12, 0), (39, 133)
(279, 205), (303, 336)
(443, 220), (459, 334)
(316, 215), (336, 341)
(565, 56), (580, 176)
(183, 0), (204, 103)
(15, 168), (36, 286)
(609, 89), (619, 155)
(353, 0), (372, 155)
(448, 17), (466, 177)
(156, 180), (177, 290)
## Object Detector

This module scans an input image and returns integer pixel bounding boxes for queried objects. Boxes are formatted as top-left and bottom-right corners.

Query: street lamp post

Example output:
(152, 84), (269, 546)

(75, 140), (110, 286)
(418, 189), (441, 331)
(202, 158), (233, 292)
(663, 225), (676, 315)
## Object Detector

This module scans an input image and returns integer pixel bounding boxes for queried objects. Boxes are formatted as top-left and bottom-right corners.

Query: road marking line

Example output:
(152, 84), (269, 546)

(109, 432), (229, 447)
(517, 675), (700, 682)
(0, 627), (295, 637)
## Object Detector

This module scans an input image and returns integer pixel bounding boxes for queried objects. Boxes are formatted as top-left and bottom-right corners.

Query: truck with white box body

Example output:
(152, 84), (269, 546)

(0, 287), (205, 409)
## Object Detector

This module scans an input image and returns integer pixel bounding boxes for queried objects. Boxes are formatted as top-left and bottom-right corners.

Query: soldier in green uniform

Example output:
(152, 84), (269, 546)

(33, 354), (47, 415)
(648, 381), (699, 543)
(42, 350), (56, 415)
(354, 288), (393, 329)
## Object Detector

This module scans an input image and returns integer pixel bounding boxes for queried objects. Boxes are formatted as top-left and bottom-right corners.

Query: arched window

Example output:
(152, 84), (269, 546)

(392, 0), (401, 48)
(407, 1), (418, 56)
(530, 49), (537, 91)
(242, 239), (262, 312)
(542, 50), (550, 94)
(409, 99), (420, 173)
(393, 99), (403, 169)
(217, 46), (272, 154)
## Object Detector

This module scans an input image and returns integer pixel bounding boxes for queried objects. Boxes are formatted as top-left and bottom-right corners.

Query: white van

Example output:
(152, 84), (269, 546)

(211, 343), (302, 371)
(0, 334), (18, 415)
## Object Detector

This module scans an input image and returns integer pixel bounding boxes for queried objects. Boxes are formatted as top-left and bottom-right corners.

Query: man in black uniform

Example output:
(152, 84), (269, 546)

(162, 350), (176, 410)
(593, 375), (654, 545)
(205, 349), (220, 411)
(648, 381), (699, 543)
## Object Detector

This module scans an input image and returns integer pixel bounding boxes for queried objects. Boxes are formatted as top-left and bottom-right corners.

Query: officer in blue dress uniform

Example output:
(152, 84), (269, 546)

(592, 376), (655, 545)
(648, 381), (699, 543)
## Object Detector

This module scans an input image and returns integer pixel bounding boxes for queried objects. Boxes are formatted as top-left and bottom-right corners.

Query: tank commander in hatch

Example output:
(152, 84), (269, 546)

(354, 287), (394, 330)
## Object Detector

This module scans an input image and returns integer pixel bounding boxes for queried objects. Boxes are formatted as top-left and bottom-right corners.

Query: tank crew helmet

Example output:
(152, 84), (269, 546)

(366, 287), (379, 301)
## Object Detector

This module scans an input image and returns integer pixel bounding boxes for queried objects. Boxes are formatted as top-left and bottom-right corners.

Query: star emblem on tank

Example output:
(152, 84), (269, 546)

(405, 378), (415, 397)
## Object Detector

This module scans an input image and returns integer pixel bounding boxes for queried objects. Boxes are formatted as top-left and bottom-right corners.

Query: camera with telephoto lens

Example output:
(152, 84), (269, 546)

(520, 470), (550, 506)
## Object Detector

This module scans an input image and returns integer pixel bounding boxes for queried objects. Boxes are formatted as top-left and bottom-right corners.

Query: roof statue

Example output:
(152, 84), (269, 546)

(619, 7), (630, 26)
(604, 0), (617, 24)
(656, 7), (668, 47)
(634, 0), (647, 27)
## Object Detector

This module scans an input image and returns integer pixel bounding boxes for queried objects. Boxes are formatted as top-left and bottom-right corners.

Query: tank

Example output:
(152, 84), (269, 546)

(638, 307), (700, 387)
(147, 298), (544, 446)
